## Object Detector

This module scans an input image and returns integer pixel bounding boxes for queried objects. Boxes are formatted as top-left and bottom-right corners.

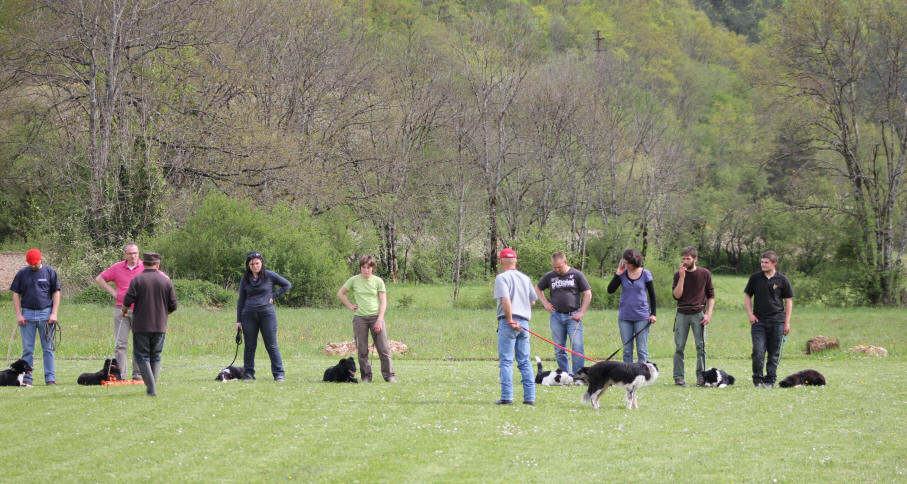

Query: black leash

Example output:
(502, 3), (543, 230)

(43, 321), (61, 352)
(228, 328), (243, 367)
(604, 321), (653, 361)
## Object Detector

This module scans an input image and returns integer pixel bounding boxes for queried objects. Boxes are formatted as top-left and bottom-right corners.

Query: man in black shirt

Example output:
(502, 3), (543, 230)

(535, 252), (592, 375)
(744, 250), (794, 388)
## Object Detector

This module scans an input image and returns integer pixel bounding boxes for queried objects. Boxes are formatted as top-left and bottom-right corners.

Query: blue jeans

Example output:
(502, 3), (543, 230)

(751, 320), (785, 385)
(549, 311), (585, 374)
(20, 308), (55, 384)
(133, 332), (166, 365)
(241, 306), (284, 379)
(497, 317), (535, 403)
(619, 319), (650, 363)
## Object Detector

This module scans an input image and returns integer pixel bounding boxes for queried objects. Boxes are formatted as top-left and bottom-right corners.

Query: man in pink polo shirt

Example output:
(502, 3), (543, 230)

(94, 243), (145, 381)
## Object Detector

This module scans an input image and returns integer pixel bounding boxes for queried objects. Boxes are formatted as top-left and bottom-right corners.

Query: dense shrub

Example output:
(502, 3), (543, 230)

(152, 192), (349, 306)
(172, 279), (235, 308)
(70, 284), (111, 305)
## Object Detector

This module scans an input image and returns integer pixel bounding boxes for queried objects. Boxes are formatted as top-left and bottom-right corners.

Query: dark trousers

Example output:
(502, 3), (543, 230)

(751, 320), (785, 384)
(241, 306), (284, 379)
(133, 332), (166, 365)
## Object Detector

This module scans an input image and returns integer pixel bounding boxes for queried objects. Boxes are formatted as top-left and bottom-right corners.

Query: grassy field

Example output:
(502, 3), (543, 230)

(0, 279), (905, 482)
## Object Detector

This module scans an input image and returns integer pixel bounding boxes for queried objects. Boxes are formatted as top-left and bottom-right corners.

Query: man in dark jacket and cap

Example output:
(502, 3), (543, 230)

(122, 252), (177, 396)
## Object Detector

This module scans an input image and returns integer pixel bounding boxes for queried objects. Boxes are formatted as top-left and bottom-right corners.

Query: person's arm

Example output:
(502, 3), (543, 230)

(337, 286), (357, 312)
(122, 279), (137, 318)
(12, 292), (25, 326)
(48, 290), (60, 325)
(375, 291), (387, 333)
(607, 274), (621, 294)
(672, 268), (685, 300)
(501, 296), (519, 329)
(783, 298), (793, 335)
(535, 286), (554, 313)
(744, 293), (757, 324)
(270, 271), (292, 301)
(645, 280), (657, 323)
(701, 297), (714, 326)
(236, 279), (246, 329)
(572, 289), (592, 321)
(167, 282), (178, 314)
(94, 273), (118, 299)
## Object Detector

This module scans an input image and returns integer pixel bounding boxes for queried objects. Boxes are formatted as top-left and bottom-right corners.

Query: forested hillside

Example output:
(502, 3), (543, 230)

(0, 0), (903, 305)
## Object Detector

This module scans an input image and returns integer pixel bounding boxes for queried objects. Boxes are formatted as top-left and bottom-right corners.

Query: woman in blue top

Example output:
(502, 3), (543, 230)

(607, 249), (657, 363)
(236, 252), (292, 381)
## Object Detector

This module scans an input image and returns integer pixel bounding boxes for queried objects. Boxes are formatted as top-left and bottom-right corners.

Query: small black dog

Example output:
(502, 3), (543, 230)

(77, 358), (120, 385)
(215, 365), (246, 382)
(0, 359), (33, 386)
(779, 369), (826, 387)
(702, 367), (735, 388)
(323, 357), (358, 383)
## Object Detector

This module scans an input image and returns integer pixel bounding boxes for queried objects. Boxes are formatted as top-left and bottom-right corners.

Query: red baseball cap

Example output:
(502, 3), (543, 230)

(499, 247), (517, 259)
(26, 248), (42, 265)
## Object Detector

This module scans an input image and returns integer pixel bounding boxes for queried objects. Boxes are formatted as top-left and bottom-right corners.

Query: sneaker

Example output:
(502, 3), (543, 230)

(275, 376), (286, 382)
(674, 378), (686, 387)
(242, 375), (255, 381)
(386, 376), (397, 383)
(696, 378), (705, 387)
(21, 382), (32, 387)
(522, 401), (534, 405)
(494, 399), (513, 405)
(362, 377), (372, 383)
(761, 382), (774, 389)
(46, 381), (56, 386)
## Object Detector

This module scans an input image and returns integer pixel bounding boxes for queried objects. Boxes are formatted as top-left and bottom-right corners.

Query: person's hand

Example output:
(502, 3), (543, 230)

(508, 320), (520, 330)
(16, 315), (26, 326)
(748, 313), (758, 325)
(700, 313), (711, 326)
(374, 318), (384, 333)
(616, 260), (626, 276)
(783, 323), (790, 335)
(571, 311), (584, 321)
(648, 314), (657, 324)
(121, 309), (129, 318)
(678, 262), (686, 274)
(542, 301), (554, 313)
(236, 322), (242, 330)
(350, 304), (358, 312)
(269, 298), (274, 304)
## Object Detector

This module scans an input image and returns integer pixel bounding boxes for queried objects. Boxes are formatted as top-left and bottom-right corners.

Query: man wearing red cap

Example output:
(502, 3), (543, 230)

(10, 249), (61, 386)
(492, 247), (537, 405)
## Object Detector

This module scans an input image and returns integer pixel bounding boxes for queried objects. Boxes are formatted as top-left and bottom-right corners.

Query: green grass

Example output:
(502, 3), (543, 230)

(0, 279), (905, 482)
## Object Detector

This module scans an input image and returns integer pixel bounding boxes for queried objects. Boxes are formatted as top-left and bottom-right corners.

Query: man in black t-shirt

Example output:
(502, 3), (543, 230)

(10, 249), (61, 386)
(744, 250), (794, 388)
(535, 252), (592, 375)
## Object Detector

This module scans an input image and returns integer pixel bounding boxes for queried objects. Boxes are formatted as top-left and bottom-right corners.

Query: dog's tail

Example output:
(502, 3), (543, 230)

(535, 356), (542, 374)
(581, 391), (591, 403)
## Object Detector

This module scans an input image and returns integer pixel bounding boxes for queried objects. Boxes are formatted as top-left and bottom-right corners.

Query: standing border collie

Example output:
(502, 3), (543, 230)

(534, 356), (574, 386)
(0, 359), (33, 386)
(575, 361), (658, 409)
(702, 367), (735, 388)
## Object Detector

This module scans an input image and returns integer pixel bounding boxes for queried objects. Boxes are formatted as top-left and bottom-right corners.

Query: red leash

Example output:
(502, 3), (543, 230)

(521, 327), (600, 364)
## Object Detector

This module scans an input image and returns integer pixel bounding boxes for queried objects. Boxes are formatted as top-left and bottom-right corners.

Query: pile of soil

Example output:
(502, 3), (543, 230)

(0, 252), (25, 292)
(323, 340), (409, 356)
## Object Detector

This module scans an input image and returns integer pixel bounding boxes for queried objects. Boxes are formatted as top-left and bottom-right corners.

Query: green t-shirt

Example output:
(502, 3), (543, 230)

(343, 274), (387, 317)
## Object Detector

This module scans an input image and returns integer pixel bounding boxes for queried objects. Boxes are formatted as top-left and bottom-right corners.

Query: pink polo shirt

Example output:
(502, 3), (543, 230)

(100, 260), (145, 307)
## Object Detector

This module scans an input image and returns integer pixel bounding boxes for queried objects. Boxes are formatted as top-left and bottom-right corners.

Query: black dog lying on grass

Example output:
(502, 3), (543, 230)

(323, 357), (358, 383)
(77, 358), (120, 385)
(215, 365), (246, 382)
(779, 369), (826, 387)
(0, 359), (33, 386)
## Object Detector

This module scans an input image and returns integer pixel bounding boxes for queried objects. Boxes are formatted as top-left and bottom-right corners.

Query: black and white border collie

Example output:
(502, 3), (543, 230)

(702, 367), (735, 388)
(77, 358), (120, 385)
(215, 365), (246, 382)
(534, 356), (574, 386)
(779, 369), (826, 387)
(575, 361), (658, 409)
(0, 359), (33, 386)
(323, 357), (358, 383)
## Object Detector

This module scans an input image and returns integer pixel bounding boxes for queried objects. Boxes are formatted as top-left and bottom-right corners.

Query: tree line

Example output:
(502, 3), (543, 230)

(0, 0), (903, 305)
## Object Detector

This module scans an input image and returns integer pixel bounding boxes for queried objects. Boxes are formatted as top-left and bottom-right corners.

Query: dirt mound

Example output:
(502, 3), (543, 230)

(848, 345), (888, 357)
(0, 252), (25, 292)
(323, 340), (409, 356)
(805, 335), (839, 354)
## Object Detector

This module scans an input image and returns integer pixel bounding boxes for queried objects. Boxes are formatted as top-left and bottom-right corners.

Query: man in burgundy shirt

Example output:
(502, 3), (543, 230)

(122, 252), (177, 397)
(671, 247), (715, 387)
(95, 243), (145, 380)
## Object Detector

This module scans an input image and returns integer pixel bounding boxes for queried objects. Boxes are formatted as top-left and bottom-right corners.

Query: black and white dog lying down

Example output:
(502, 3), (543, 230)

(0, 359), (33, 386)
(779, 369), (826, 387)
(575, 361), (659, 409)
(323, 357), (358, 383)
(534, 356), (574, 386)
(77, 358), (120, 385)
(702, 367), (735, 388)
(215, 365), (246, 382)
